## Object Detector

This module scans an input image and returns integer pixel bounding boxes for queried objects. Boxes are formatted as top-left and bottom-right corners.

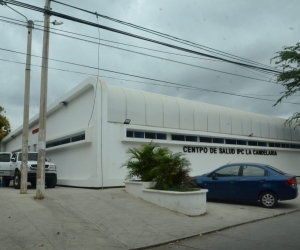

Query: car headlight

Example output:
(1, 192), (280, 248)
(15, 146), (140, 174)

(49, 165), (56, 170)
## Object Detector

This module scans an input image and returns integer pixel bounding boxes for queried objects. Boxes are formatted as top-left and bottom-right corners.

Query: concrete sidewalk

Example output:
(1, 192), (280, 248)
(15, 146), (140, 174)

(0, 185), (299, 250)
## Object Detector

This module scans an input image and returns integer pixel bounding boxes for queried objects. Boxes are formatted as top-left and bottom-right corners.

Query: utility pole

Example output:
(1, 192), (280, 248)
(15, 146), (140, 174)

(36, 0), (51, 199)
(20, 20), (34, 194)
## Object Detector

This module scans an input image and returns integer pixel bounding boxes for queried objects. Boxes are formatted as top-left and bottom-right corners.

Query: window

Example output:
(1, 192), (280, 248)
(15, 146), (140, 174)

(269, 143), (275, 147)
(61, 138), (71, 145)
(290, 144), (298, 149)
(33, 144), (37, 152)
(213, 165), (240, 177)
(275, 143), (281, 148)
(145, 132), (156, 139)
(46, 133), (85, 149)
(0, 154), (11, 162)
(172, 134), (185, 141)
(225, 139), (236, 145)
(258, 142), (267, 147)
(156, 133), (167, 140)
(248, 141), (258, 146)
(237, 140), (247, 145)
(200, 137), (212, 143)
(281, 144), (289, 148)
(127, 131), (133, 137)
(134, 131), (144, 138)
(18, 153), (38, 161)
(213, 138), (224, 144)
(72, 134), (85, 142)
(186, 136), (197, 142)
(242, 166), (266, 177)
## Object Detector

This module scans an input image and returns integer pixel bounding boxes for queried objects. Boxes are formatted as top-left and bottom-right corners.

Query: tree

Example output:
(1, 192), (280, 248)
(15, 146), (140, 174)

(0, 106), (11, 142)
(271, 42), (300, 128)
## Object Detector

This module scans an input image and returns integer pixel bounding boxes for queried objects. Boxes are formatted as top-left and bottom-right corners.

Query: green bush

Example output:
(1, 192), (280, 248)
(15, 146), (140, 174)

(122, 142), (197, 190)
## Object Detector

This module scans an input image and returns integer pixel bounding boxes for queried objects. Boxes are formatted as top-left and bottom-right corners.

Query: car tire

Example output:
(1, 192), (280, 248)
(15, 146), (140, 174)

(13, 172), (20, 189)
(260, 191), (278, 208)
(46, 178), (56, 188)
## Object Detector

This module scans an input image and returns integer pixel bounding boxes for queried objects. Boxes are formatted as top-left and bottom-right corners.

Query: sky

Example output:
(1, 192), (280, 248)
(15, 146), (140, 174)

(0, 0), (299, 131)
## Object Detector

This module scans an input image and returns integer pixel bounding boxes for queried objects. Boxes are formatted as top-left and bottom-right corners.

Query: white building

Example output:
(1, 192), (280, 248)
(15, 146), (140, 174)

(1, 77), (300, 188)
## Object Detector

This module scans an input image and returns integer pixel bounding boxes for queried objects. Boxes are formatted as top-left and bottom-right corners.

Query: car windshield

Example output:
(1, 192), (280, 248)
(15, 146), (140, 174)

(266, 165), (286, 175)
(18, 153), (38, 161)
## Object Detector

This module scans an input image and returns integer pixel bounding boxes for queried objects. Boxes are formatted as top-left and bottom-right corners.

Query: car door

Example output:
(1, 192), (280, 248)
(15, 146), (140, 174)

(10, 153), (18, 173)
(235, 165), (269, 201)
(205, 165), (242, 199)
(0, 153), (12, 176)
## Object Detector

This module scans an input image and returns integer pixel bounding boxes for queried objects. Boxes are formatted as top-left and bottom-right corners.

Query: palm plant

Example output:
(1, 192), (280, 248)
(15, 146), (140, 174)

(122, 141), (159, 181)
(122, 142), (197, 190)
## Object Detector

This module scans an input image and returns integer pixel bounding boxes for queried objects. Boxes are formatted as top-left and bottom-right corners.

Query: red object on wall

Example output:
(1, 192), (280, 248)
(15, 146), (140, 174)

(32, 128), (39, 134)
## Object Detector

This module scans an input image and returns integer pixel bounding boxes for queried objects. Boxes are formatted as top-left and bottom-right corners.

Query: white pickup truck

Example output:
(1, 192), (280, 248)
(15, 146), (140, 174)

(0, 152), (57, 188)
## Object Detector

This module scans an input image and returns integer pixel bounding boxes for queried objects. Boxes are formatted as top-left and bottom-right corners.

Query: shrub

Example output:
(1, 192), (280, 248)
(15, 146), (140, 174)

(122, 142), (197, 190)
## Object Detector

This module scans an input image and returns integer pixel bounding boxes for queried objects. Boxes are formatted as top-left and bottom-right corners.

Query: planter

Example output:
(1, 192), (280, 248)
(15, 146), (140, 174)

(124, 181), (208, 216)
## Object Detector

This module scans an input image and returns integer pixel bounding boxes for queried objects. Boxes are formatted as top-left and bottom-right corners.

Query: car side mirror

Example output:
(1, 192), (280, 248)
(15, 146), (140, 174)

(211, 173), (218, 180)
(11, 158), (16, 162)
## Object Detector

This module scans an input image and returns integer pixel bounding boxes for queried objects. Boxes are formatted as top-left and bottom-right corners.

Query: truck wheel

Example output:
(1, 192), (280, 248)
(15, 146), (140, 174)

(13, 172), (20, 189)
(46, 178), (56, 188)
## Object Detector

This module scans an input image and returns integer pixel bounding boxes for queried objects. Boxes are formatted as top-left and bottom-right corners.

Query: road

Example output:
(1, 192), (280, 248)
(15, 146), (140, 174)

(148, 210), (300, 250)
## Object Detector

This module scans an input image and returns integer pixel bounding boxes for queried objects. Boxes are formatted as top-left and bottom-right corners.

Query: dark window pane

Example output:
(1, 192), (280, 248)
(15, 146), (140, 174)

(200, 137), (212, 143)
(290, 144), (297, 149)
(172, 134), (185, 141)
(214, 165), (240, 177)
(46, 143), (53, 148)
(61, 138), (71, 145)
(237, 140), (247, 145)
(0, 154), (11, 162)
(134, 131), (144, 138)
(186, 136), (197, 142)
(281, 144), (286, 148)
(157, 133), (167, 140)
(225, 139), (236, 145)
(72, 134), (85, 142)
(127, 131), (133, 137)
(18, 153), (38, 161)
(269, 143), (275, 147)
(275, 143), (281, 148)
(248, 141), (258, 146)
(53, 141), (61, 146)
(258, 142), (267, 147)
(213, 138), (224, 144)
(145, 132), (156, 139)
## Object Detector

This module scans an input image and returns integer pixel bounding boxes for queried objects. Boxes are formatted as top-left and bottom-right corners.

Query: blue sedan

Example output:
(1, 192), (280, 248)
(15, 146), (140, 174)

(193, 163), (298, 208)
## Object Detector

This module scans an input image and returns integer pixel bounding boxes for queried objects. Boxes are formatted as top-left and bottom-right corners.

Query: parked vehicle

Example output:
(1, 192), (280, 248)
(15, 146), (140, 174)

(0, 152), (57, 188)
(193, 163), (298, 208)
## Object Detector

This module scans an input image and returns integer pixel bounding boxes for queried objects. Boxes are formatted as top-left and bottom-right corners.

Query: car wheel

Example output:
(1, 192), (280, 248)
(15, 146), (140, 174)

(46, 178), (56, 188)
(14, 172), (20, 189)
(260, 191), (278, 208)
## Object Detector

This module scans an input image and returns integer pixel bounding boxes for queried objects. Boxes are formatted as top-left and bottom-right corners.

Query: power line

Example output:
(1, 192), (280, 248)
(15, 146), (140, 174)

(0, 57), (298, 105)
(2, 0), (282, 75)
(0, 18), (277, 83)
(51, 0), (279, 72)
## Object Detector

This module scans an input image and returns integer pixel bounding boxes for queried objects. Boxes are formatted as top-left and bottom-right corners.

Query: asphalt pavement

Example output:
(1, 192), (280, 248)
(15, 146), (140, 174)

(0, 182), (299, 250)
(149, 210), (300, 250)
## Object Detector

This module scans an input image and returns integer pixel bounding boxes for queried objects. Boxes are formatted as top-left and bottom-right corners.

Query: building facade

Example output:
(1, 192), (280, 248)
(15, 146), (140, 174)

(2, 77), (300, 188)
